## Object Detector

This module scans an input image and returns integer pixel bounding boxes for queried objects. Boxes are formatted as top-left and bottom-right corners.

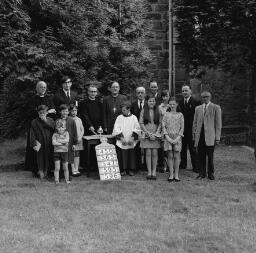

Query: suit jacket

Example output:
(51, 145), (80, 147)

(177, 96), (201, 138)
(53, 89), (78, 109)
(131, 100), (145, 120)
(193, 102), (222, 147)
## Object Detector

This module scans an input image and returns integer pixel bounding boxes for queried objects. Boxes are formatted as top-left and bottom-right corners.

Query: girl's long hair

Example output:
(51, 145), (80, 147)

(143, 94), (160, 125)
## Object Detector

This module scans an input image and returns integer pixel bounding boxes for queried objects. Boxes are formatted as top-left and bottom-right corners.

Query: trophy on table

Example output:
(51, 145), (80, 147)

(97, 126), (106, 143)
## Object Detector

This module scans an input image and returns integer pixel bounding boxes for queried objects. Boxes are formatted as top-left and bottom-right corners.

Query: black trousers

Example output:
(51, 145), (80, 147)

(198, 127), (215, 177)
(180, 133), (197, 170)
(116, 147), (135, 173)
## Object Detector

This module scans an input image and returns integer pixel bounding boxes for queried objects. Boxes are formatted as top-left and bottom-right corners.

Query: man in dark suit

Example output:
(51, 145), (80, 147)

(53, 76), (78, 109)
(131, 86), (146, 171)
(131, 86), (146, 120)
(178, 84), (201, 172)
(149, 81), (161, 106)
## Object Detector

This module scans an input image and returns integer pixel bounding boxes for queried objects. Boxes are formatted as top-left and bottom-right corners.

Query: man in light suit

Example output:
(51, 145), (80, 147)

(193, 91), (222, 180)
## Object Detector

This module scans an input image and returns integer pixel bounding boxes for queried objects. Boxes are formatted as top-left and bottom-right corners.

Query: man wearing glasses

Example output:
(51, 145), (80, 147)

(53, 76), (78, 109)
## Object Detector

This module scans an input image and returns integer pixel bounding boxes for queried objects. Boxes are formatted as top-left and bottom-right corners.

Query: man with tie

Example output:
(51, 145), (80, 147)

(178, 84), (201, 172)
(131, 86), (146, 120)
(193, 91), (222, 180)
(53, 76), (78, 109)
(131, 87), (146, 171)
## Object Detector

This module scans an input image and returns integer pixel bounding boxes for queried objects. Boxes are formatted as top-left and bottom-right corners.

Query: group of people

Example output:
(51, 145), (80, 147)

(25, 77), (222, 184)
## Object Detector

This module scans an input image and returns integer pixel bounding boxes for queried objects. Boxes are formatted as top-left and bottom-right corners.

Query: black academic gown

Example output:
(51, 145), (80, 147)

(79, 99), (103, 135)
(29, 117), (55, 176)
(25, 94), (56, 173)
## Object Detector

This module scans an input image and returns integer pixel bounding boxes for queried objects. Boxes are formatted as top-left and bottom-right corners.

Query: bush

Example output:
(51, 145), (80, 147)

(0, 0), (153, 137)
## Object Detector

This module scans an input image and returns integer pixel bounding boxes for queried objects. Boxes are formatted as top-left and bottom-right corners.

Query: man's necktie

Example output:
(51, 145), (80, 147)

(204, 104), (207, 116)
(67, 91), (70, 101)
(140, 101), (143, 110)
(185, 99), (188, 107)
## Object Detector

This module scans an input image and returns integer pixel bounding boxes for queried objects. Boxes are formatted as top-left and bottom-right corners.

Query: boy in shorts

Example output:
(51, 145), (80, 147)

(52, 120), (70, 184)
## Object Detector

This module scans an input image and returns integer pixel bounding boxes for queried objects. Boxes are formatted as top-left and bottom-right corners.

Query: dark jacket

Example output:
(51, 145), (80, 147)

(53, 89), (78, 109)
(177, 96), (201, 138)
(131, 100), (145, 120)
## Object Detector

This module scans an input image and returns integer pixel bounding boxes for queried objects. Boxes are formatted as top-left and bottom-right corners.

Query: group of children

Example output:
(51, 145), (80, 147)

(31, 93), (184, 184)
(112, 93), (184, 182)
(31, 104), (84, 184)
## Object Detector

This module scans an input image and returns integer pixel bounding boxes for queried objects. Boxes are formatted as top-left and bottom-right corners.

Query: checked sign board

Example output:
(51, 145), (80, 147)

(95, 140), (121, 181)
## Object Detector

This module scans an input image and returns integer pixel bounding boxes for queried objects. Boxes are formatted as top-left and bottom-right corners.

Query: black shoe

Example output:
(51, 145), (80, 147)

(174, 178), (181, 182)
(146, 175), (151, 180)
(168, 177), (174, 182)
(151, 175), (157, 180)
(121, 171), (126, 176)
(192, 169), (199, 173)
(208, 175), (215, 180)
(196, 175), (205, 179)
(128, 171), (134, 176)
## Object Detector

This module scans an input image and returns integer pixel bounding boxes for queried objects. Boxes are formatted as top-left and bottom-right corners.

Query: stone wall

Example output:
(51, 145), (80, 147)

(146, 0), (186, 90)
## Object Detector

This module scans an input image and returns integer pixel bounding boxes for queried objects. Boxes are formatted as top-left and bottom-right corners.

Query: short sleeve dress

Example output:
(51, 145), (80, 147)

(162, 112), (184, 152)
(139, 109), (161, 149)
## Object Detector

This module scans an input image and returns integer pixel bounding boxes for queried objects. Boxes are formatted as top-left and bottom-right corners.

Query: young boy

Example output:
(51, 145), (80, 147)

(112, 102), (141, 176)
(52, 120), (70, 184)
(30, 105), (55, 179)
(57, 104), (78, 179)
(69, 104), (84, 176)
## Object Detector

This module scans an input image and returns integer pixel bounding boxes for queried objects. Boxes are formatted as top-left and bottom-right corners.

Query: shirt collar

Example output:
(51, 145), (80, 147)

(122, 112), (132, 117)
(63, 89), (70, 95)
(184, 96), (191, 103)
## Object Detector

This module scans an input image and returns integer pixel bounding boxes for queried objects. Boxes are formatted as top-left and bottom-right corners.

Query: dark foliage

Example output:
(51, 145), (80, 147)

(0, 0), (153, 137)
(174, 0), (256, 126)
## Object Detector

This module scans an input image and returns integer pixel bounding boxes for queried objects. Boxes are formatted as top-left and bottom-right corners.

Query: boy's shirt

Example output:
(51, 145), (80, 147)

(52, 131), (69, 152)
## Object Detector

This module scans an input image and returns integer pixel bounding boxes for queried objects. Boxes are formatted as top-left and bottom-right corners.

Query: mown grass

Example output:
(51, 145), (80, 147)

(0, 144), (256, 253)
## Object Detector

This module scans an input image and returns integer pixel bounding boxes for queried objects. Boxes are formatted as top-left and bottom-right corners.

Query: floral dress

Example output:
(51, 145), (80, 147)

(139, 109), (161, 149)
(162, 112), (184, 152)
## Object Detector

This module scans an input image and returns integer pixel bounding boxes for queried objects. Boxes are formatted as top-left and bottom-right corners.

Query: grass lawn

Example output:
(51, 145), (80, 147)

(0, 143), (256, 253)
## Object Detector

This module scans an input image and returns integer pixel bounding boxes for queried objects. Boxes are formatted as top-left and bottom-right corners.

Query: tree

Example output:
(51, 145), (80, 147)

(174, 0), (256, 127)
(0, 0), (152, 137)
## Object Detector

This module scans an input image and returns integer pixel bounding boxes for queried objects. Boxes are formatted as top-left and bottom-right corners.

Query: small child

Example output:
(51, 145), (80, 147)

(57, 104), (78, 178)
(112, 102), (141, 176)
(69, 104), (84, 176)
(52, 120), (70, 184)
(30, 104), (55, 179)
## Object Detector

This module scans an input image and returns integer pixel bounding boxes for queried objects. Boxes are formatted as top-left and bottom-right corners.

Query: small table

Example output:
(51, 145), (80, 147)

(83, 135), (115, 170)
